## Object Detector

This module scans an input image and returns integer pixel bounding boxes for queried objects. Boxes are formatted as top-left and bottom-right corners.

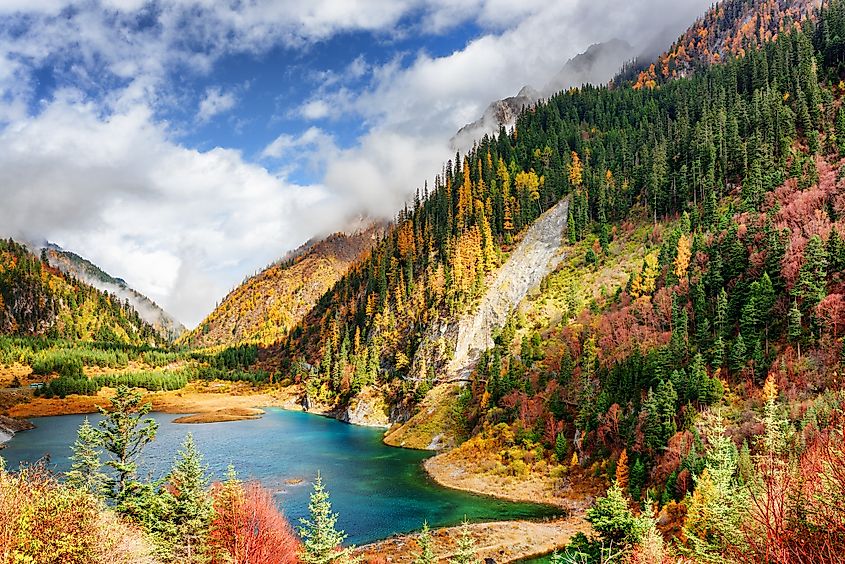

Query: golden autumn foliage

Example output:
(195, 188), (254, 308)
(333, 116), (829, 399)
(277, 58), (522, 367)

(0, 465), (153, 564)
(616, 449), (630, 492)
(180, 225), (383, 348)
(568, 152), (583, 189)
(674, 234), (692, 279)
(631, 252), (660, 298)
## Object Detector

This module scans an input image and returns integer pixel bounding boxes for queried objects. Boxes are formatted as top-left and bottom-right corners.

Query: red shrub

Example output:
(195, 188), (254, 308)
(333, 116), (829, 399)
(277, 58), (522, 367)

(209, 480), (300, 564)
(728, 420), (845, 563)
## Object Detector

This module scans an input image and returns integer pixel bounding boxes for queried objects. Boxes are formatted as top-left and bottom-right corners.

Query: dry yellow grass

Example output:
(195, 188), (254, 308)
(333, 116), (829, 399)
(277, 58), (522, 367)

(172, 407), (265, 423)
(2, 381), (299, 420)
(384, 383), (460, 450)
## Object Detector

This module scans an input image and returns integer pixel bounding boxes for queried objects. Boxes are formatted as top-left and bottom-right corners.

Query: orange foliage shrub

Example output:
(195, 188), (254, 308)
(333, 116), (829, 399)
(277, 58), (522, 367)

(209, 480), (300, 564)
(728, 417), (845, 563)
(0, 463), (151, 564)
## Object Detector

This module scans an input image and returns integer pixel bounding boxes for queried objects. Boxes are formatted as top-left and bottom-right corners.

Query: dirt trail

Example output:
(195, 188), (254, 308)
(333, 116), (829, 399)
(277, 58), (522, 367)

(448, 198), (569, 379)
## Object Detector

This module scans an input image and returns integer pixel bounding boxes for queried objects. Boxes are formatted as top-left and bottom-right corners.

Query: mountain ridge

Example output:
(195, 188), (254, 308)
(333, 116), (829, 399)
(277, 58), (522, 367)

(179, 222), (386, 349)
(41, 243), (186, 341)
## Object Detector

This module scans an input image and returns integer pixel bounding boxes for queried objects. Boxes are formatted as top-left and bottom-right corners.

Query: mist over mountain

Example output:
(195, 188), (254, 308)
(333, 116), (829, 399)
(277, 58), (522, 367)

(40, 243), (186, 341)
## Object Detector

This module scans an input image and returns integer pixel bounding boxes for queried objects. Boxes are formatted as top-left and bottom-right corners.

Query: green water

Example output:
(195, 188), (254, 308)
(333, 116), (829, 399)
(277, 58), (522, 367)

(1, 407), (559, 544)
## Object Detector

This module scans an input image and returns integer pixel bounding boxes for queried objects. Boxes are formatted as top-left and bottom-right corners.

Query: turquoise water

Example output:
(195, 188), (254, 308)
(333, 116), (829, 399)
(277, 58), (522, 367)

(0, 408), (558, 545)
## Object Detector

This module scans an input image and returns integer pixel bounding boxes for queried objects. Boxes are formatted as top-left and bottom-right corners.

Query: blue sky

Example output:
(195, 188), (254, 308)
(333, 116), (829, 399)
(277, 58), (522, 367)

(0, 0), (710, 326)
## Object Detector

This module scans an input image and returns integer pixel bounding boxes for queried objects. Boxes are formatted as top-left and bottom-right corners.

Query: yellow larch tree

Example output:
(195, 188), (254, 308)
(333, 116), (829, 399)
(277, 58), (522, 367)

(569, 151), (583, 189)
(674, 234), (692, 280)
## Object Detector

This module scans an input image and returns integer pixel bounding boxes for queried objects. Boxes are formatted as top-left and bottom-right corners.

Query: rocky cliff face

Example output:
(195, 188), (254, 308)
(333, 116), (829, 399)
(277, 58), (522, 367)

(0, 415), (34, 447)
(338, 386), (391, 428)
(449, 198), (569, 379)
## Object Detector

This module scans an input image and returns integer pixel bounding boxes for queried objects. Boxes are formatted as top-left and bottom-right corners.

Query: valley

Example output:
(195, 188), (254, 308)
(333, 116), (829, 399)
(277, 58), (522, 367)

(4, 0), (845, 562)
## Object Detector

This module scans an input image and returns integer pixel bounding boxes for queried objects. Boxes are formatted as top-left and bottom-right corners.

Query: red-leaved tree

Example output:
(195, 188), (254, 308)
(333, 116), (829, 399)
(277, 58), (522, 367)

(209, 479), (300, 564)
(728, 417), (845, 563)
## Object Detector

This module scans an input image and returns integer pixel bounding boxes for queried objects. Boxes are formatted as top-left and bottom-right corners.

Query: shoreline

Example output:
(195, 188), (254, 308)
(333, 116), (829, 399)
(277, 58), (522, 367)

(2, 385), (598, 559)
(355, 516), (589, 563)
(421, 447), (603, 515)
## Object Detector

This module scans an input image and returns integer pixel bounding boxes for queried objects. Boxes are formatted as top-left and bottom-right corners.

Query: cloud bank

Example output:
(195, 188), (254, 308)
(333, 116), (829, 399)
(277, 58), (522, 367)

(0, 0), (711, 327)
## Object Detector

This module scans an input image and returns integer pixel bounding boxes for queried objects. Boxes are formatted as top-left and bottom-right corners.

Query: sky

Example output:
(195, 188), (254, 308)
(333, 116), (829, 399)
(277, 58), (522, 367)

(0, 0), (711, 328)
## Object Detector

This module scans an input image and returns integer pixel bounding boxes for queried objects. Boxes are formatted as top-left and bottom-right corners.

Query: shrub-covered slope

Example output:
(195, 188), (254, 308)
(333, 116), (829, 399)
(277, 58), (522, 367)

(0, 239), (163, 346)
(180, 224), (385, 349)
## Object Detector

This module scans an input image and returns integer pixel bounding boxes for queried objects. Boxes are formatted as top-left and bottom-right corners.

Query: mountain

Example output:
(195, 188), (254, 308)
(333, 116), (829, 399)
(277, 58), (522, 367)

(618, 0), (819, 88)
(41, 244), (185, 341)
(179, 223), (385, 349)
(262, 3), (845, 554)
(450, 39), (632, 152)
(0, 239), (163, 345)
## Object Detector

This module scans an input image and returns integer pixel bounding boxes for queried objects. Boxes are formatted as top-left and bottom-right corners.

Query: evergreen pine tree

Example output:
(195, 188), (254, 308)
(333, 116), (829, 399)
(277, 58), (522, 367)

(449, 520), (480, 564)
(168, 433), (213, 560)
(96, 385), (158, 502)
(413, 522), (436, 564)
(794, 235), (828, 315)
(827, 229), (845, 272)
(629, 457), (646, 500)
(65, 417), (107, 497)
(836, 106), (845, 153)
(730, 333), (747, 373)
(712, 335), (726, 368)
(715, 288), (728, 338)
(299, 473), (359, 564)
(788, 300), (803, 358)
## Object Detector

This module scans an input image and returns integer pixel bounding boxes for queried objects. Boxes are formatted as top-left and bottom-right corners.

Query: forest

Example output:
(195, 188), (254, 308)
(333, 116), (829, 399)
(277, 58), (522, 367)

(4, 0), (845, 561)
(264, 0), (845, 559)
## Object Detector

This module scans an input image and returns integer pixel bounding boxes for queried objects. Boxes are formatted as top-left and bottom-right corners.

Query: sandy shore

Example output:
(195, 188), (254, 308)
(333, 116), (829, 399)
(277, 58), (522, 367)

(387, 443), (607, 561)
(172, 407), (265, 423)
(356, 517), (589, 563)
(1, 381), (302, 422)
(423, 448), (603, 514)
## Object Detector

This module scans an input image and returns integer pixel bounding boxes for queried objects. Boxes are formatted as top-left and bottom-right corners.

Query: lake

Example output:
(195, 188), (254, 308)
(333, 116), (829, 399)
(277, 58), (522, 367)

(0, 407), (558, 545)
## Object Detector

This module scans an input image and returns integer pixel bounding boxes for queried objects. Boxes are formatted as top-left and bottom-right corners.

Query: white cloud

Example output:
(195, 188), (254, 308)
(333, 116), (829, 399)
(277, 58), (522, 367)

(197, 87), (237, 123)
(0, 0), (714, 328)
(300, 99), (331, 120)
(0, 99), (340, 327)
(304, 0), (711, 232)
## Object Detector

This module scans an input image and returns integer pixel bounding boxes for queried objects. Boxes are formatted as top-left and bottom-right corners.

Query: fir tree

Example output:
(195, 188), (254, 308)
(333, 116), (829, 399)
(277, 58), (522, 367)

(299, 473), (359, 564)
(788, 301), (803, 358)
(413, 521), (436, 564)
(96, 385), (158, 502)
(715, 288), (729, 338)
(712, 335), (726, 368)
(449, 520), (480, 564)
(168, 433), (213, 561)
(586, 482), (649, 546)
(730, 333), (747, 373)
(629, 457), (646, 500)
(794, 235), (828, 315)
(65, 417), (107, 497)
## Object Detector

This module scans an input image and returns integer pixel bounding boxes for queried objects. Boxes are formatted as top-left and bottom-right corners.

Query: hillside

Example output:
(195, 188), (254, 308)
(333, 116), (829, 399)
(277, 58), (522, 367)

(0, 239), (162, 345)
(42, 244), (185, 341)
(617, 0), (819, 88)
(179, 224), (385, 349)
(266, 0), (845, 558)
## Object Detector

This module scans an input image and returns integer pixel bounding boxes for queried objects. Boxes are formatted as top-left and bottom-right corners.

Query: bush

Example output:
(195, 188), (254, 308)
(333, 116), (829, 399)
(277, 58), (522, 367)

(586, 482), (652, 547)
(0, 464), (153, 563)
